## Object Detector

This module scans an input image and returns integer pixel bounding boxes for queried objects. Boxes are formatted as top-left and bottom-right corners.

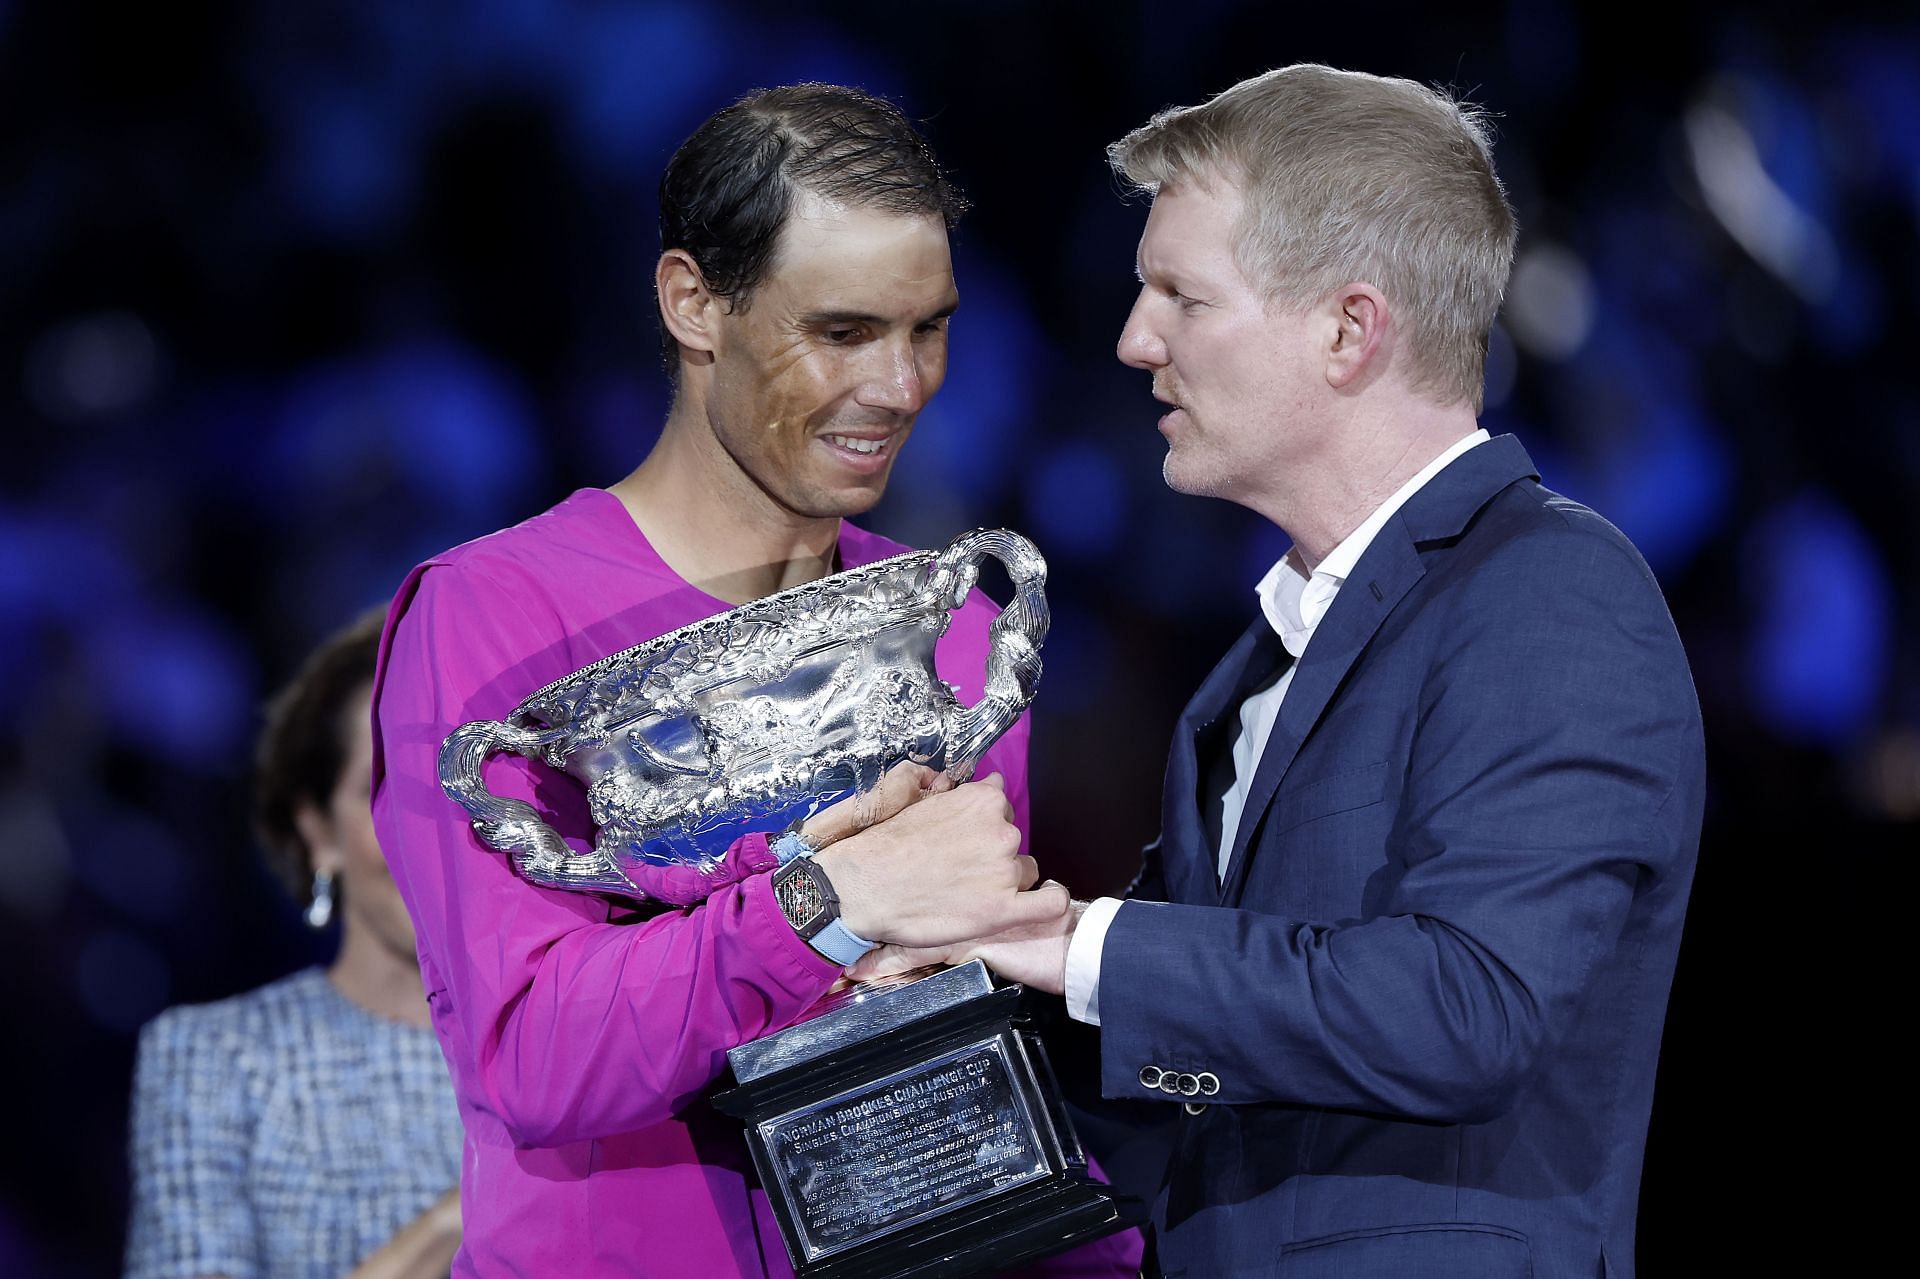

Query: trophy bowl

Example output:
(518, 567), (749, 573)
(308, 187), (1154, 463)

(438, 528), (1048, 904)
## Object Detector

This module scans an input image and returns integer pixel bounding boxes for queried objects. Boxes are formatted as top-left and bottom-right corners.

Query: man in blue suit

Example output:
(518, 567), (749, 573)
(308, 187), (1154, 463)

(863, 64), (1702, 1278)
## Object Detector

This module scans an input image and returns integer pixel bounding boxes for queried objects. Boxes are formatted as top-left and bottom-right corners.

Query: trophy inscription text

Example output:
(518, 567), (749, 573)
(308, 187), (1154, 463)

(762, 1037), (1049, 1260)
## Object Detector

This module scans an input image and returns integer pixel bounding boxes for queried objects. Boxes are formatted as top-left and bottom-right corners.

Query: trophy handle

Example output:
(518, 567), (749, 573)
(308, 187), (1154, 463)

(439, 719), (637, 897)
(928, 528), (1050, 779)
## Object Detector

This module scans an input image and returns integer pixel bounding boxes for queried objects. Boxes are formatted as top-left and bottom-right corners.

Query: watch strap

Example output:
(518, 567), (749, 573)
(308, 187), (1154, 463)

(807, 915), (877, 966)
(771, 828), (816, 866)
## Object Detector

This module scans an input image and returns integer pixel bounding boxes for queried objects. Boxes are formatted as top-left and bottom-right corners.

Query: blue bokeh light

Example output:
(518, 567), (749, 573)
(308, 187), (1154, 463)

(1024, 442), (1128, 560)
(83, 606), (257, 771)
(274, 340), (545, 525)
(275, 78), (414, 241)
(1744, 493), (1893, 747)
(1839, 41), (1920, 213)
(563, 2), (727, 173)
(892, 251), (1044, 507)
(0, 504), (138, 624)
(1589, 405), (1733, 577)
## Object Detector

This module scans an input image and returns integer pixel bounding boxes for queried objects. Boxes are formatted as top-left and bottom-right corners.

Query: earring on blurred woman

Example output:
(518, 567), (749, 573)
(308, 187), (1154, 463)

(305, 869), (335, 930)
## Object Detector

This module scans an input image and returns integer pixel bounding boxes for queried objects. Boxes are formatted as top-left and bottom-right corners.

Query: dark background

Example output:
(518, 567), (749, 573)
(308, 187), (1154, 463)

(2, 1), (1912, 1272)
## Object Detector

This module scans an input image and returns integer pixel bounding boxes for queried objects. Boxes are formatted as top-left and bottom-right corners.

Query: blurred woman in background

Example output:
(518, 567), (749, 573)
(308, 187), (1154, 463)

(125, 611), (464, 1279)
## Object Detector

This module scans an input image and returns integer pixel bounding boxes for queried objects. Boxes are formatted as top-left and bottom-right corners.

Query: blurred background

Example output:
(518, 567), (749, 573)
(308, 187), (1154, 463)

(2, 0), (1912, 1272)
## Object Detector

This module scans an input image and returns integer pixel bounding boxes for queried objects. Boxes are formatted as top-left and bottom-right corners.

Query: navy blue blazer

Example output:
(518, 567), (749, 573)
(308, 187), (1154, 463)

(1101, 436), (1703, 1279)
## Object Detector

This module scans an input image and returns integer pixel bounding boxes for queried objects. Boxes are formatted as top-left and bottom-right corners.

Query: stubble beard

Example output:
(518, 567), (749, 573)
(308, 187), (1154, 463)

(1162, 433), (1230, 500)
(756, 450), (894, 522)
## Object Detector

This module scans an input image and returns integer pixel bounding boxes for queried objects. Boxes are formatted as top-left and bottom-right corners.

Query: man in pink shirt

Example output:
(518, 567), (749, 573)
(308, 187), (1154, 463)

(370, 84), (1141, 1276)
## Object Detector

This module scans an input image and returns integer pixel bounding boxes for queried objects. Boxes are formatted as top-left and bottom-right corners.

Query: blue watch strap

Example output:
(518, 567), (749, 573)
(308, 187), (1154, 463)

(772, 829), (815, 866)
(806, 915), (877, 966)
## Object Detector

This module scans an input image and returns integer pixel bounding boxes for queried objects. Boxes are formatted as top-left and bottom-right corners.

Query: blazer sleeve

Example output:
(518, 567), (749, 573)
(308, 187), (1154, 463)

(1096, 522), (1703, 1123)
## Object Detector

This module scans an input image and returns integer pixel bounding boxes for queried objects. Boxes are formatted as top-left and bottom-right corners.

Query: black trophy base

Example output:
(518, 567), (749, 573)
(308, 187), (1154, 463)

(714, 962), (1144, 1279)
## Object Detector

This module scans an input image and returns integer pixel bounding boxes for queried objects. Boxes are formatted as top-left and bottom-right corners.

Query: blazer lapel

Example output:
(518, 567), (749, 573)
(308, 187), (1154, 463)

(1216, 434), (1541, 906)
(1161, 616), (1275, 907)
(1217, 532), (1425, 904)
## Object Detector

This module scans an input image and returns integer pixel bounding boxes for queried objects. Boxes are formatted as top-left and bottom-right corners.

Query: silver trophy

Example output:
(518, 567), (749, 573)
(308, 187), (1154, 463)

(438, 526), (1138, 1278)
(439, 527), (1047, 905)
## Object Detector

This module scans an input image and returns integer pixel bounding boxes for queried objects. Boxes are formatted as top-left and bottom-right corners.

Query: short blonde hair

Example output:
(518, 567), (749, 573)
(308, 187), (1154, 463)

(1109, 64), (1518, 411)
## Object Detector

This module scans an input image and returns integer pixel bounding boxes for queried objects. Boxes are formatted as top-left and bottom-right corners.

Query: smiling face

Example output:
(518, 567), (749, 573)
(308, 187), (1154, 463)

(701, 192), (958, 519)
(1116, 177), (1326, 507)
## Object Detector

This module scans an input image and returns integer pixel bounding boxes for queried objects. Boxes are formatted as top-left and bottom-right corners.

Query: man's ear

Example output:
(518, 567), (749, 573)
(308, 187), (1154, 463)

(657, 249), (720, 366)
(1325, 282), (1389, 390)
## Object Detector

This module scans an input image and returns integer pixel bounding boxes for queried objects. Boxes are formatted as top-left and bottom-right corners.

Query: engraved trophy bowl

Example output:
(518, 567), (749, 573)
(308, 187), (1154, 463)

(439, 527), (1048, 905)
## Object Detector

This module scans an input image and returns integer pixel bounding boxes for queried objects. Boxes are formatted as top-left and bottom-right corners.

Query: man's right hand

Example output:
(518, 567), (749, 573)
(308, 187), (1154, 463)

(847, 891), (1083, 994)
(814, 773), (1070, 948)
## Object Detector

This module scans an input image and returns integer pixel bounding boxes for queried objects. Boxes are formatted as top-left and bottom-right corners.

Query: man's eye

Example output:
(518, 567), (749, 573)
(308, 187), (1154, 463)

(912, 319), (949, 339)
(823, 327), (862, 344)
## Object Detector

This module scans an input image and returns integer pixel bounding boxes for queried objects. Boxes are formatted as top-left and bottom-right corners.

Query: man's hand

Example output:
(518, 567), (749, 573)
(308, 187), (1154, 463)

(848, 889), (1085, 994)
(798, 762), (952, 849)
(814, 774), (1070, 948)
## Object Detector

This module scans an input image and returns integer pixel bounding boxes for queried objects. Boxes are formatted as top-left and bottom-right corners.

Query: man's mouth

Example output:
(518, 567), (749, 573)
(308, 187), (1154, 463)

(823, 433), (889, 456)
(816, 428), (902, 472)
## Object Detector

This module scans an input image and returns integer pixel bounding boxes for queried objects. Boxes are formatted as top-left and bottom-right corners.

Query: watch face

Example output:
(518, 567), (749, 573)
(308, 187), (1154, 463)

(774, 860), (830, 937)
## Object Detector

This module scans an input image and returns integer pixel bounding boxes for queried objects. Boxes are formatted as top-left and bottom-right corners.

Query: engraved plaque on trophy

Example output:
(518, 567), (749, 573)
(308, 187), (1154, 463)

(714, 961), (1139, 1279)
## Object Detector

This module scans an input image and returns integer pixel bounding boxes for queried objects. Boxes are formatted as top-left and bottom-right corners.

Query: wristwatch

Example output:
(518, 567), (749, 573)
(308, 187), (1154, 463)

(771, 854), (876, 966)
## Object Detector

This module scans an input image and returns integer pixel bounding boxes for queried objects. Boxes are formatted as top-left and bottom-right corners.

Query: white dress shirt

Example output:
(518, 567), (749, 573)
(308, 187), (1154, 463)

(1065, 431), (1489, 1025)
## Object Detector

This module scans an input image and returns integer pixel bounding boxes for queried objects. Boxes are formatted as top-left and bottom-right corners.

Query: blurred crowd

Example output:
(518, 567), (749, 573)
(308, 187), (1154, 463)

(1, 1), (1912, 1273)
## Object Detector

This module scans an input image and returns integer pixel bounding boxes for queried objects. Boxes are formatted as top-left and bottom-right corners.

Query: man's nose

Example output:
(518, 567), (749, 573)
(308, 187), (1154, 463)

(858, 339), (927, 411)
(1117, 292), (1165, 369)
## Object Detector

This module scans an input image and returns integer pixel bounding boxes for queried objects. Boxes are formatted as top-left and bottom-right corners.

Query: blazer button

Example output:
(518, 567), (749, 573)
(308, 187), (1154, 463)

(1196, 1071), (1220, 1096)
(1183, 1101), (1209, 1116)
(1159, 1073), (1182, 1095)
(1178, 1073), (1201, 1096)
(1138, 1065), (1163, 1089)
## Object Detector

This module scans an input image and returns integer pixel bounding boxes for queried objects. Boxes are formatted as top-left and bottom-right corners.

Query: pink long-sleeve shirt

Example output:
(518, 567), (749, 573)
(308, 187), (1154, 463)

(371, 490), (1134, 1276)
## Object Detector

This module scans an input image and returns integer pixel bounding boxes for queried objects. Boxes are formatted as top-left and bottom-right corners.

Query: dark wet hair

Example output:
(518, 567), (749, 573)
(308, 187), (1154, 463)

(252, 607), (384, 901)
(656, 82), (969, 371)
